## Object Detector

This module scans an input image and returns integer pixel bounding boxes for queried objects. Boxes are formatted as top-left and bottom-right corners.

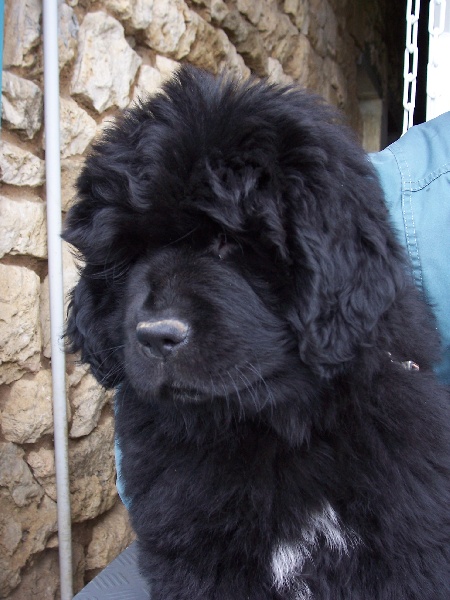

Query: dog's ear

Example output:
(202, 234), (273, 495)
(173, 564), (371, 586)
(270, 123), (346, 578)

(64, 269), (125, 388)
(284, 139), (407, 378)
(62, 133), (140, 388)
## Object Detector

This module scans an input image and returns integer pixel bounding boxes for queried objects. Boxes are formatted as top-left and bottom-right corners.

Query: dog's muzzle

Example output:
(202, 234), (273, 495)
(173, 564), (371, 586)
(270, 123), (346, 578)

(136, 319), (189, 359)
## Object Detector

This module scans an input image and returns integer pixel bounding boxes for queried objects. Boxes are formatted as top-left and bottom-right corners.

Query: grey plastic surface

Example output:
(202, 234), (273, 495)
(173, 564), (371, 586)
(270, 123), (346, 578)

(73, 542), (151, 599)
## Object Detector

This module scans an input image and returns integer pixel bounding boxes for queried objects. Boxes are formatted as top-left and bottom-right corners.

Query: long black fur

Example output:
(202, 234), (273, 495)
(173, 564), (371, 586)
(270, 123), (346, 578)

(64, 67), (450, 599)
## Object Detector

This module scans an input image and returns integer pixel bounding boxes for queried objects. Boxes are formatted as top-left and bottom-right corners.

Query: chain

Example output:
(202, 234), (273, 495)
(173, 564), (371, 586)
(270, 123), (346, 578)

(427, 0), (447, 110)
(402, 0), (421, 134)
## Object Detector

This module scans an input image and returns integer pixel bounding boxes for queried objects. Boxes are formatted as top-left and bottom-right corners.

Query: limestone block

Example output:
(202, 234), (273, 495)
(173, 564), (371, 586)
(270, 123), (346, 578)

(67, 362), (89, 388)
(0, 442), (43, 507)
(2, 0), (42, 68)
(0, 555), (20, 598)
(284, 33), (312, 86)
(28, 411), (117, 522)
(0, 492), (57, 597)
(59, 2), (79, 70)
(86, 501), (135, 571)
(308, 0), (337, 58)
(133, 65), (163, 102)
(237, 0), (263, 25)
(222, 9), (250, 44)
(68, 412), (117, 521)
(72, 541), (87, 595)
(266, 14), (299, 66)
(267, 57), (293, 85)
(155, 54), (179, 79)
(0, 141), (45, 187)
(186, 13), (230, 72)
(58, 97), (97, 158)
(256, 0), (279, 38)
(71, 12), (142, 112)
(306, 47), (326, 95)
(104, 0), (134, 20)
(324, 1), (338, 58)
(143, 0), (196, 59)
(69, 372), (111, 438)
(0, 513), (22, 595)
(61, 156), (84, 212)
(25, 448), (55, 497)
(222, 10), (268, 74)
(284, 0), (310, 33)
(0, 515), (22, 557)
(62, 243), (81, 299)
(0, 195), (47, 259)
(220, 41), (251, 80)
(1, 71), (43, 139)
(41, 245), (80, 358)
(309, 18), (326, 58)
(0, 450), (55, 597)
(323, 57), (347, 108)
(104, 0), (154, 29)
(7, 548), (60, 600)
(310, 0), (327, 28)
(132, 56), (181, 107)
(0, 264), (41, 385)
(211, 0), (229, 24)
(1, 370), (54, 444)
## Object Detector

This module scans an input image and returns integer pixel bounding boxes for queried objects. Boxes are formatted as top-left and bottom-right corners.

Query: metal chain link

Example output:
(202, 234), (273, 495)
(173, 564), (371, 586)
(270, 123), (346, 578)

(403, 0), (421, 134)
(427, 0), (448, 113)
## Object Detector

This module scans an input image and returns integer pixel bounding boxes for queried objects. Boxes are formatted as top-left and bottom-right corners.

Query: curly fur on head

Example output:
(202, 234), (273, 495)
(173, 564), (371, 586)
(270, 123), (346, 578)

(64, 66), (450, 599)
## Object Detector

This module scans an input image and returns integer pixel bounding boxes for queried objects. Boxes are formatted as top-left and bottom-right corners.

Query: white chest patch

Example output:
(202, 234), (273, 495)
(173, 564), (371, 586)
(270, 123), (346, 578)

(271, 503), (359, 598)
(271, 541), (313, 599)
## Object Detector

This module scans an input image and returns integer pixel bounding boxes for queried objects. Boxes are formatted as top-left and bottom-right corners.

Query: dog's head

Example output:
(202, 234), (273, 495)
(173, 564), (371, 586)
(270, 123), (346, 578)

(63, 66), (406, 404)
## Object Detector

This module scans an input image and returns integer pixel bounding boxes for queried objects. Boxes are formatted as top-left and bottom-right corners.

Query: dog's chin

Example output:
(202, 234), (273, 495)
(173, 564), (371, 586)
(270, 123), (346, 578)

(125, 350), (275, 409)
(124, 354), (211, 404)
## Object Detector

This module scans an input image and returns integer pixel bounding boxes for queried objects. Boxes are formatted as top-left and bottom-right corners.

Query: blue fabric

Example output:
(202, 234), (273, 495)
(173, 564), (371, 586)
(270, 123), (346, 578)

(114, 433), (130, 507)
(370, 112), (450, 384)
(114, 393), (133, 508)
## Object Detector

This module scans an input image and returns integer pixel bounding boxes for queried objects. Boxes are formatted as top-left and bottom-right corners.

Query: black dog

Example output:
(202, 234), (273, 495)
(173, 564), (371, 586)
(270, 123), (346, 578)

(64, 67), (450, 599)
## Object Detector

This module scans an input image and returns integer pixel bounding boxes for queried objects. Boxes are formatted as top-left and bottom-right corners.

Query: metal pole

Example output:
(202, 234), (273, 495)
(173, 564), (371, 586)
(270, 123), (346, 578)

(42, 0), (73, 597)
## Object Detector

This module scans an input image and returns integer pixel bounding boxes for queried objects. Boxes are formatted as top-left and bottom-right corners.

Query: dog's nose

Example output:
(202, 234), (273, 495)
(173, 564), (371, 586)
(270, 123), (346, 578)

(136, 319), (189, 359)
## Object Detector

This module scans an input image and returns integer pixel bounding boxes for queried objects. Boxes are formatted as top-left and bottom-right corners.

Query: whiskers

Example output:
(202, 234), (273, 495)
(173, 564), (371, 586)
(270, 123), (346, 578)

(215, 361), (275, 418)
(77, 343), (125, 388)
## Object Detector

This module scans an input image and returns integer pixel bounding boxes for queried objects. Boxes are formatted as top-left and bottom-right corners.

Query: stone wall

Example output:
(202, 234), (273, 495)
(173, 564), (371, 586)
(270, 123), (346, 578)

(1, 0), (398, 596)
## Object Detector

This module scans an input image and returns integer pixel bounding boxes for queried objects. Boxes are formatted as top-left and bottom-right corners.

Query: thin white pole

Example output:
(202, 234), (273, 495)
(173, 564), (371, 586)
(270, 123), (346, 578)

(42, 0), (73, 598)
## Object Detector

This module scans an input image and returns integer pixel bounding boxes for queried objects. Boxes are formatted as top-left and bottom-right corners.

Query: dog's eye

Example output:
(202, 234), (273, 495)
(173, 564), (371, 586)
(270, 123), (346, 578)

(212, 233), (235, 260)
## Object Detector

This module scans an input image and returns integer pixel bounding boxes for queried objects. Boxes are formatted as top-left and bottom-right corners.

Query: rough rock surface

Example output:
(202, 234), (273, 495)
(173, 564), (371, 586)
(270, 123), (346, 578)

(0, 442), (57, 597)
(143, 0), (196, 58)
(71, 12), (142, 112)
(69, 373), (111, 438)
(27, 411), (117, 522)
(1, 72), (43, 139)
(2, 0), (41, 68)
(1, 370), (54, 444)
(0, 141), (45, 187)
(58, 98), (98, 158)
(85, 501), (135, 572)
(0, 196), (47, 259)
(104, 0), (154, 29)
(0, 264), (41, 385)
(58, 2), (79, 70)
